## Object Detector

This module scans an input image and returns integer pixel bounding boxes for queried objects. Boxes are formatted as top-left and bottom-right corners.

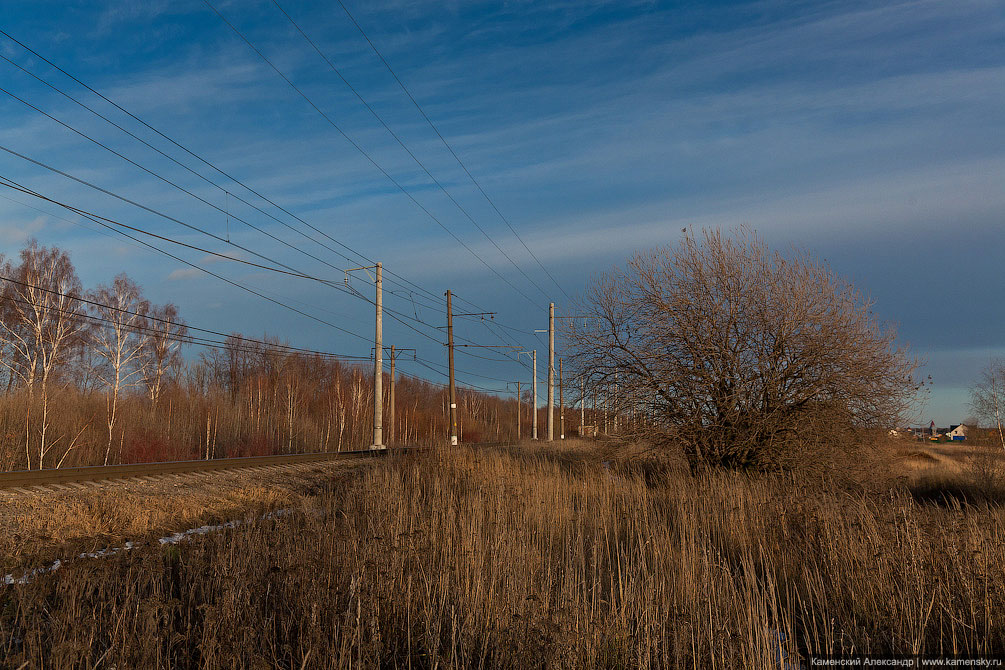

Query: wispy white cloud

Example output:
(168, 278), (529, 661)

(0, 0), (1001, 416)
(93, 0), (179, 35)
(0, 214), (46, 247)
(166, 267), (202, 281)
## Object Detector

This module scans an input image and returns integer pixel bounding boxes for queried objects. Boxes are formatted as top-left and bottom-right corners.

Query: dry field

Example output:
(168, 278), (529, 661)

(893, 440), (1005, 505)
(2, 439), (1004, 668)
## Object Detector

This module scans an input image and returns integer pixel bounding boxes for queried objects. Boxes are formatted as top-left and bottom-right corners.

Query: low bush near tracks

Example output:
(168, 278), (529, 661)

(3, 443), (1004, 668)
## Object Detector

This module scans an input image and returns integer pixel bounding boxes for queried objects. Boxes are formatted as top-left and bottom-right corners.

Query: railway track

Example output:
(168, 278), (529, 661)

(0, 449), (388, 493)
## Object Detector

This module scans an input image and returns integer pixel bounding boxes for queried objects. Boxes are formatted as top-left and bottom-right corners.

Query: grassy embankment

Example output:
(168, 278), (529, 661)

(2, 439), (1004, 668)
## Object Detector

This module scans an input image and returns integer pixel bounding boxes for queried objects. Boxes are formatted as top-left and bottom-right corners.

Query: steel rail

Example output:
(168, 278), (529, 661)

(0, 449), (386, 490)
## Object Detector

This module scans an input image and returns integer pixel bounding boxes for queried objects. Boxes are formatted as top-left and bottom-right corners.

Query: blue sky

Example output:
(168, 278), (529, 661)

(0, 0), (1002, 424)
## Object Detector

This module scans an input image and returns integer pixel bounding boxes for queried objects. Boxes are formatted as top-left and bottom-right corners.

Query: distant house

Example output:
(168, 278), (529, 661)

(905, 424), (966, 441)
(947, 424), (968, 441)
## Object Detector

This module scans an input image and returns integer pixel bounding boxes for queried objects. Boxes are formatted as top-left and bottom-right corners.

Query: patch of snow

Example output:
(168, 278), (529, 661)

(4, 509), (293, 587)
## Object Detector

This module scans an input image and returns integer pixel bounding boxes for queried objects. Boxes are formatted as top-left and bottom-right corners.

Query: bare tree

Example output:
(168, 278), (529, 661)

(971, 359), (1005, 452)
(0, 241), (85, 469)
(0, 251), (13, 393)
(89, 274), (150, 466)
(564, 229), (919, 470)
(141, 302), (186, 408)
(202, 333), (253, 402)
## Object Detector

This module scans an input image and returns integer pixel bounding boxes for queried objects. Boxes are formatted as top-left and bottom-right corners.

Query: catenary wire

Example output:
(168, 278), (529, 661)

(0, 32), (545, 373)
(271, 0), (553, 303)
(201, 0), (541, 308)
(0, 33), (541, 360)
(332, 0), (573, 302)
(1, 177), (530, 382)
(0, 176), (339, 285)
(0, 30), (456, 312)
(0, 45), (533, 351)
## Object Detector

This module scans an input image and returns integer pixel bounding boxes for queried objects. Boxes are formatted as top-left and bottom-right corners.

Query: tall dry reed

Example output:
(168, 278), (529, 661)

(3, 443), (1003, 667)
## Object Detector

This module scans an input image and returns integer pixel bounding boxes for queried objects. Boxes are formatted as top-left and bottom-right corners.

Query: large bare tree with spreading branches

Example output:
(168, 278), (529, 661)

(564, 229), (919, 470)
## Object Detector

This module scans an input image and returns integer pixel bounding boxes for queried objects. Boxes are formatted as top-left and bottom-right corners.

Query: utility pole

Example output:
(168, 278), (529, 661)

(388, 344), (395, 444)
(372, 262), (383, 449)
(559, 358), (564, 440)
(372, 346), (414, 446)
(532, 349), (538, 440)
(446, 290), (457, 446)
(513, 381), (521, 441)
(581, 378), (585, 437)
(547, 302), (555, 442)
(347, 262), (384, 451)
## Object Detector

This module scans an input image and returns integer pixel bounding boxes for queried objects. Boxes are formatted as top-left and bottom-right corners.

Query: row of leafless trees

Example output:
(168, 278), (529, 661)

(0, 241), (185, 468)
(0, 240), (572, 470)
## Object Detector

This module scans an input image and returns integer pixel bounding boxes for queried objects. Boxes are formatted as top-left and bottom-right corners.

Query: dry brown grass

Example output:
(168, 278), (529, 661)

(0, 458), (373, 575)
(902, 443), (1005, 506)
(2, 441), (1004, 667)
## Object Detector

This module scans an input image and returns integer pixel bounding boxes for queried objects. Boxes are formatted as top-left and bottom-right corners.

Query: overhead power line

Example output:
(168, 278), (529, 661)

(271, 0), (552, 303)
(332, 0), (573, 303)
(0, 30), (537, 354)
(0, 273), (509, 395)
(0, 147), (502, 359)
(0, 177), (372, 346)
(0, 143), (334, 284)
(201, 0), (541, 308)
(0, 29), (453, 313)
(0, 173), (527, 383)
(0, 273), (367, 361)
(0, 176), (336, 284)
(0, 176), (526, 391)
(0, 30), (546, 378)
